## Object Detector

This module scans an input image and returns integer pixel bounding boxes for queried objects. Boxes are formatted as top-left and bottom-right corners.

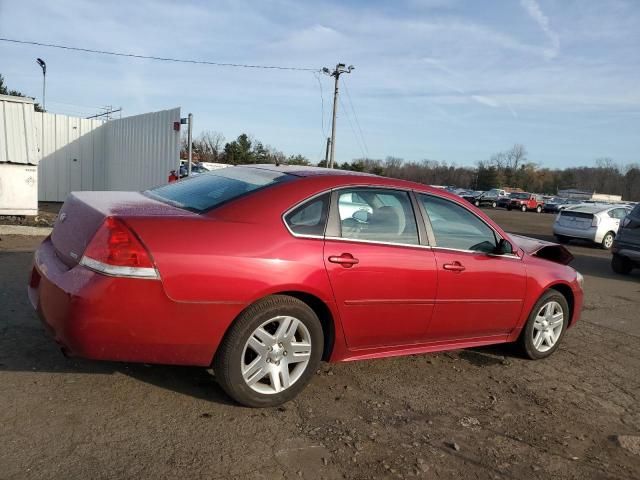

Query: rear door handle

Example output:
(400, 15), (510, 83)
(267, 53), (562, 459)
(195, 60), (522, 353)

(328, 253), (359, 268)
(443, 261), (465, 272)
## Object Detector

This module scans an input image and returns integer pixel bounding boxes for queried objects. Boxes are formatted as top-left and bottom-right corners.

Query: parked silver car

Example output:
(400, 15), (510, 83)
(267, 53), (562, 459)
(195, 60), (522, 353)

(553, 204), (632, 249)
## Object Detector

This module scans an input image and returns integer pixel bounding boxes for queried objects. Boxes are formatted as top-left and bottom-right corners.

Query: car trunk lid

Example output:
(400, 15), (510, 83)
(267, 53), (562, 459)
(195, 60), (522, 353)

(51, 191), (195, 268)
(557, 210), (593, 230)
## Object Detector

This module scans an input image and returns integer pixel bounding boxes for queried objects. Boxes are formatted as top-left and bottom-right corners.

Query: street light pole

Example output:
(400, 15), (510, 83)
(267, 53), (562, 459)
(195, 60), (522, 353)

(322, 63), (354, 168)
(36, 58), (46, 111)
(187, 113), (193, 176)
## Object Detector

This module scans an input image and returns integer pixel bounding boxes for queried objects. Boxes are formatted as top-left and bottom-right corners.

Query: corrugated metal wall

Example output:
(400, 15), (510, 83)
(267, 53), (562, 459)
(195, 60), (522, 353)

(35, 107), (180, 201)
(104, 108), (180, 191)
(0, 94), (38, 165)
(35, 113), (105, 201)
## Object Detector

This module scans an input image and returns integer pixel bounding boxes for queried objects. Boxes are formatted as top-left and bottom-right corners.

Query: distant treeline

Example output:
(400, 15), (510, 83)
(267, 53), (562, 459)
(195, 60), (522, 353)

(184, 133), (640, 201)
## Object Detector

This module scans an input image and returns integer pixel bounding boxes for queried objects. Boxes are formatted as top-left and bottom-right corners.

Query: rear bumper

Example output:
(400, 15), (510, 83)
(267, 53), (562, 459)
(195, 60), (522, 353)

(553, 225), (598, 242)
(612, 241), (640, 263)
(28, 238), (242, 366)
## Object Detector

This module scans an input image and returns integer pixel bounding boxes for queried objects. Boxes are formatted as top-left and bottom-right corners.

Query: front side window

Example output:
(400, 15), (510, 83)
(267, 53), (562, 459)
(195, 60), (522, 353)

(418, 194), (498, 253)
(337, 189), (419, 245)
(284, 193), (330, 236)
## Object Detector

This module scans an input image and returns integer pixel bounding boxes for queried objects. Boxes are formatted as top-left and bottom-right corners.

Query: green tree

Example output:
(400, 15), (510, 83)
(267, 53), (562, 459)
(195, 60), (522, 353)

(286, 154), (310, 166)
(0, 74), (44, 112)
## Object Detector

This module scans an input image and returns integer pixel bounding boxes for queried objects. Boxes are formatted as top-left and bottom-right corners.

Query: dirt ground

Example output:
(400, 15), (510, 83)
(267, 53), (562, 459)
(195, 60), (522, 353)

(1, 208), (639, 480)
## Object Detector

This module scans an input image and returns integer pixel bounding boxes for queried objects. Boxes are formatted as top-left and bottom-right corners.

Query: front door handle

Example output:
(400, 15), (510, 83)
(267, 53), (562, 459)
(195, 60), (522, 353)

(328, 253), (359, 268)
(443, 261), (465, 272)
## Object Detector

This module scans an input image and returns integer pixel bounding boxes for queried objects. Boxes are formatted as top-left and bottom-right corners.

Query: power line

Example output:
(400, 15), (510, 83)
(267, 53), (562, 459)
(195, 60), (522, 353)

(339, 95), (367, 160)
(313, 71), (328, 163)
(313, 71), (327, 138)
(0, 37), (320, 72)
(342, 78), (370, 158)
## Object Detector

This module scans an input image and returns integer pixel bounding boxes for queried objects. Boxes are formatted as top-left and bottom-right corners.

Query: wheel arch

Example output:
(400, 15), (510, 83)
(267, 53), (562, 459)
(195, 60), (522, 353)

(220, 290), (337, 362)
(276, 291), (335, 361)
(548, 282), (575, 325)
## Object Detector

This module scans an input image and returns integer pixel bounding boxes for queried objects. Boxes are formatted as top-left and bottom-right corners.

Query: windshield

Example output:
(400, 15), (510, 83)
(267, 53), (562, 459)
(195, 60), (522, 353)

(146, 167), (292, 212)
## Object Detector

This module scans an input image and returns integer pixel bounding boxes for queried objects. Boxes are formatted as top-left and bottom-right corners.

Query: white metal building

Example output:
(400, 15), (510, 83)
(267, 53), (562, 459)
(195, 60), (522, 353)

(0, 93), (182, 214)
(0, 95), (39, 215)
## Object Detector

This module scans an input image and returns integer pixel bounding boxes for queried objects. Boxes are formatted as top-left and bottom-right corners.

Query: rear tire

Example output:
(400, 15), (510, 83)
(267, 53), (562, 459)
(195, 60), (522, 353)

(213, 295), (323, 407)
(474, 200), (480, 207)
(521, 204), (527, 212)
(601, 231), (615, 250)
(536, 205), (542, 213)
(519, 290), (569, 360)
(611, 254), (632, 275)
(507, 205), (512, 211)
(492, 201), (497, 208)
(555, 235), (570, 244)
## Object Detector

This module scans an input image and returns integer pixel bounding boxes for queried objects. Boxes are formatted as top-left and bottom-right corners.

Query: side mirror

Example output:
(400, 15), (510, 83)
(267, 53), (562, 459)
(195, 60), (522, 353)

(494, 238), (514, 255)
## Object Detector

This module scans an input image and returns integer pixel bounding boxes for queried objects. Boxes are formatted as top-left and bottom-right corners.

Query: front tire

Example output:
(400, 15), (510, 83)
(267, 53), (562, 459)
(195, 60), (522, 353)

(214, 295), (323, 407)
(519, 290), (569, 360)
(492, 201), (497, 208)
(555, 235), (570, 244)
(474, 200), (480, 207)
(611, 254), (632, 275)
(601, 231), (615, 250)
(507, 205), (513, 211)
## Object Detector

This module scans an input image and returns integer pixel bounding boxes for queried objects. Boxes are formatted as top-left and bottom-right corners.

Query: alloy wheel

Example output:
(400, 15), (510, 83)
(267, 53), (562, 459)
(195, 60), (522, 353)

(532, 301), (564, 353)
(241, 316), (312, 394)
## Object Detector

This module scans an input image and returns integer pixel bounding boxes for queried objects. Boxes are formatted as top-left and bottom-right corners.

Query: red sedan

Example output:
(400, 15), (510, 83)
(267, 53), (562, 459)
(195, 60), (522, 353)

(28, 165), (583, 407)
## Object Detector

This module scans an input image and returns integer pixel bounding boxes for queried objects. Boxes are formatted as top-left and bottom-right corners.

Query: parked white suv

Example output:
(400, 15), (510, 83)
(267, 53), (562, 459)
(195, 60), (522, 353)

(553, 204), (632, 249)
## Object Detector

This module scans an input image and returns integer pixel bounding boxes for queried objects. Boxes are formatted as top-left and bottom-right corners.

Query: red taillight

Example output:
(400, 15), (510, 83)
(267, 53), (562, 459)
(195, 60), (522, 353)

(80, 217), (158, 279)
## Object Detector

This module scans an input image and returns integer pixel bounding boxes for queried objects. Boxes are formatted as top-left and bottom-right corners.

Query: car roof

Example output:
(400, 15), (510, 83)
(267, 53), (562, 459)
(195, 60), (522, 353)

(565, 204), (627, 214)
(244, 164), (377, 178)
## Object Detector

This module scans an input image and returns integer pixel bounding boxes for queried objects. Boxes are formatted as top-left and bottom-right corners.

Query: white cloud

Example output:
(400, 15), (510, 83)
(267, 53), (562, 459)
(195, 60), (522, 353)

(520, 0), (560, 58)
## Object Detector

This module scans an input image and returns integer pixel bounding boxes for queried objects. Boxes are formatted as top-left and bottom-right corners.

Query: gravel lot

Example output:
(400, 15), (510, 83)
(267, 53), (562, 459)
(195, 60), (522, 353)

(1, 208), (639, 480)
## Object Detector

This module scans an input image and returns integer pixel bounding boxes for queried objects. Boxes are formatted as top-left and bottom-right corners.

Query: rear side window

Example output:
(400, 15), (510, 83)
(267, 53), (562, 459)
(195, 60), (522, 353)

(630, 205), (640, 217)
(285, 193), (330, 237)
(337, 188), (419, 245)
(146, 168), (291, 212)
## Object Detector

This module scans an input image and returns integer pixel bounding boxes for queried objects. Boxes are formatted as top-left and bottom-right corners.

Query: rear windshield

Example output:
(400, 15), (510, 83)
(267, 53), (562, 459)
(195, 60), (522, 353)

(560, 211), (593, 219)
(632, 204), (640, 217)
(511, 193), (529, 199)
(146, 167), (292, 212)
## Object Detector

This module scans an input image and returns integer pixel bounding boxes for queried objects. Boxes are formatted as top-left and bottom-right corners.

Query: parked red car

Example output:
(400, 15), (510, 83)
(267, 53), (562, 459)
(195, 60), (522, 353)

(28, 166), (583, 407)
(507, 192), (545, 212)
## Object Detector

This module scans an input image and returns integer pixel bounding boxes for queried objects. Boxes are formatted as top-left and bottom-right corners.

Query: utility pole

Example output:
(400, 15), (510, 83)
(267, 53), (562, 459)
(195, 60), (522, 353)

(324, 137), (331, 166)
(36, 58), (46, 111)
(187, 113), (193, 176)
(322, 63), (354, 168)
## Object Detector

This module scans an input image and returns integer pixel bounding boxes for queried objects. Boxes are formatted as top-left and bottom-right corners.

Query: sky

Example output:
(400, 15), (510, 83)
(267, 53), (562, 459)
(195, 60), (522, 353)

(1, 0), (639, 168)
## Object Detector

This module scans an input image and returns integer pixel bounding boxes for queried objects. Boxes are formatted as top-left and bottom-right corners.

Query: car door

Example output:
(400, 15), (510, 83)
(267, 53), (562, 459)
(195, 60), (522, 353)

(416, 193), (527, 341)
(323, 187), (438, 349)
(609, 208), (629, 233)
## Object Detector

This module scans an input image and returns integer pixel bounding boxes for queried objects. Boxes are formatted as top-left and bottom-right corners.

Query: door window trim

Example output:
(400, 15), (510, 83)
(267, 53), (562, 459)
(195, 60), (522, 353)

(326, 186), (430, 249)
(414, 192), (521, 259)
(281, 190), (332, 240)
